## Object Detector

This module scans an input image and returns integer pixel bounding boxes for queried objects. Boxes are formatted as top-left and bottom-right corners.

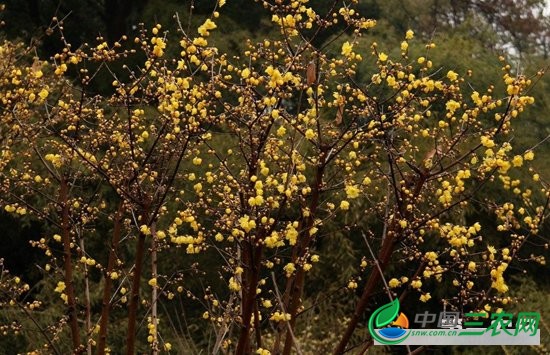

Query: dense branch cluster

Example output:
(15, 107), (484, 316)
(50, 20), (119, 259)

(0, 0), (548, 354)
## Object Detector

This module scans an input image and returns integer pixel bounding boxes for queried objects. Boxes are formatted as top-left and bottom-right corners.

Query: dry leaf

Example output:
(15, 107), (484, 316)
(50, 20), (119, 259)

(306, 61), (316, 86)
(335, 102), (344, 125)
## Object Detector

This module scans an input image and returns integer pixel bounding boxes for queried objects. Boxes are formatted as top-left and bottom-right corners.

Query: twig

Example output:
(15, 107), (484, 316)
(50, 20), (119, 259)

(361, 231), (392, 300)
(270, 272), (303, 355)
(360, 231), (413, 355)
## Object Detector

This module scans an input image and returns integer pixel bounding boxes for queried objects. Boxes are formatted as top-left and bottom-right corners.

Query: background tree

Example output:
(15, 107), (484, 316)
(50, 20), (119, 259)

(0, 1), (548, 354)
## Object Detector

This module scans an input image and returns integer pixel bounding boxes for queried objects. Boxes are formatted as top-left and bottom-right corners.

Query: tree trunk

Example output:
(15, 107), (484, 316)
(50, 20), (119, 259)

(60, 179), (82, 352)
(97, 202), (124, 355)
(125, 208), (150, 355)
(235, 243), (263, 354)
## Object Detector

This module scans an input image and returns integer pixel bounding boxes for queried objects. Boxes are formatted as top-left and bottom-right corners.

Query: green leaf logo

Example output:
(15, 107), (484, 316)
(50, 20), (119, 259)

(374, 298), (400, 328)
(368, 299), (410, 345)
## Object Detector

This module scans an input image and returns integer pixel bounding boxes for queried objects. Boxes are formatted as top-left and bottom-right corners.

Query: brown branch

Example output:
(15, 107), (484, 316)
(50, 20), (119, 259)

(59, 178), (82, 352)
(97, 201), (124, 355)
(280, 152), (326, 355)
(151, 223), (159, 355)
(125, 206), (150, 355)
(235, 243), (264, 354)
(333, 218), (399, 355)
(79, 237), (92, 355)
(334, 160), (428, 354)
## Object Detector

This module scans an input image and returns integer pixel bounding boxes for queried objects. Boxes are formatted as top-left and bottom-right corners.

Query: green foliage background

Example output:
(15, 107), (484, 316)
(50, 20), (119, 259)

(0, 0), (549, 353)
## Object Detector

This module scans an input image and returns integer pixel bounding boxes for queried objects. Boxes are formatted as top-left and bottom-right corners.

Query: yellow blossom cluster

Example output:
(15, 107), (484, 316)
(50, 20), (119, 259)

(0, 1), (547, 352)
(439, 222), (481, 248)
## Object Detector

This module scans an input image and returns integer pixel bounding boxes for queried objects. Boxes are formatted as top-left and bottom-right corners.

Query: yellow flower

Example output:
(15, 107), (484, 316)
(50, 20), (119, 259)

(468, 261), (476, 271)
(405, 29), (414, 40)
(248, 195), (264, 206)
(305, 129), (315, 140)
(285, 225), (298, 245)
(340, 200), (350, 210)
(446, 70), (458, 81)
(425, 252), (437, 261)
(229, 277), (240, 291)
(148, 278), (157, 287)
(193, 37), (208, 47)
(219, 0), (226, 6)
(360, 19), (376, 28)
(265, 65), (284, 87)
(198, 19), (217, 37)
(512, 155), (523, 167)
(524, 150), (535, 161)
(256, 348), (270, 355)
(341, 41), (353, 56)
(54, 63), (67, 75)
(194, 182), (203, 193)
(492, 276), (509, 293)
(388, 278), (400, 288)
(480, 136), (495, 148)
(378, 52), (388, 62)
(140, 225), (151, 235)
(283, 263), (296, 277)
(38, 89), (49, 100)
(270, 311), (291, 322)
(474, 222), (482, 232)
(420, 293), (431, 302)
(152, 37), (166, 57)
(54, 281), (66, 293)
(446, 99), (460, 113)
(239, 215), (256, 232)
(411, 279), (422, 289)
(345, 184), (360, 199)
(241, 68), (251, 79)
